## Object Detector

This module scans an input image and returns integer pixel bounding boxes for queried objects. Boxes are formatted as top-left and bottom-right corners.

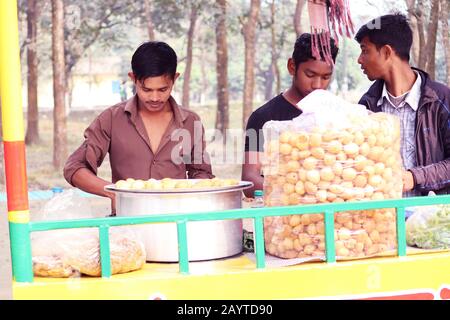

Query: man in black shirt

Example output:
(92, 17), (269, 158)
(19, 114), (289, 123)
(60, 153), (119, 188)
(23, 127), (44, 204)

(242, 33), (339, 197)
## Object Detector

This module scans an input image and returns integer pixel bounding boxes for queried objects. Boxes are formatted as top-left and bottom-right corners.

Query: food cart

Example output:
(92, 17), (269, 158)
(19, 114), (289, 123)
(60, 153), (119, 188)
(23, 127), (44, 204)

(1, 0), (450, 300)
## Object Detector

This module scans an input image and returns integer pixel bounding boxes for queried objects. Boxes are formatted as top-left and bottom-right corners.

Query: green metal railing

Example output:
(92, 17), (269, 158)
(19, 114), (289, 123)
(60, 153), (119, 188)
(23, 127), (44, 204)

(11, 195), (450, 283)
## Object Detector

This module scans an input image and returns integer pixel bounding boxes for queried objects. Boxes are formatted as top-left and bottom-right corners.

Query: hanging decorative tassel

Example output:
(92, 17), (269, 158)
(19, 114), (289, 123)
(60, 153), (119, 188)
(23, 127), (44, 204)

(307, 0), (354, 66)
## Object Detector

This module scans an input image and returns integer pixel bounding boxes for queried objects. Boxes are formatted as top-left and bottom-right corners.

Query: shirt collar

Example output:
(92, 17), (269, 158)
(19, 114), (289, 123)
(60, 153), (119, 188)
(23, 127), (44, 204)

(404, 72), (422, 111)
(169, 96), (189, 126)
(124, 95), (188, 126)
(376, 85), (389, 107)
(376, 71), (422, 111)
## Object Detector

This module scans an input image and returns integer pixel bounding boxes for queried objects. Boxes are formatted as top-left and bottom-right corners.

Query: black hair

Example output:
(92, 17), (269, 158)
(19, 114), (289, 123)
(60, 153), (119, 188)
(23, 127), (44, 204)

(355, 13), (412, 61)
(292, 33), (339, 70)
(131, 41), (178, 81)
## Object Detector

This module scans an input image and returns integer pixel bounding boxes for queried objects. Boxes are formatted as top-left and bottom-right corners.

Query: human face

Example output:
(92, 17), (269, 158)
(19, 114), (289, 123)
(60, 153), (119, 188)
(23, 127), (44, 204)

(129, 73), (179, 113)
(289, 58), (333, 99)
(357, 37), (387, 81)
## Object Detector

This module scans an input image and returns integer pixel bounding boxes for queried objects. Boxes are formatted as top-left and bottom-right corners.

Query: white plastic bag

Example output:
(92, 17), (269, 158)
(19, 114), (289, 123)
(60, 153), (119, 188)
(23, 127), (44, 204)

(294, 89), (370, 131)
(32, 189), (93, 222)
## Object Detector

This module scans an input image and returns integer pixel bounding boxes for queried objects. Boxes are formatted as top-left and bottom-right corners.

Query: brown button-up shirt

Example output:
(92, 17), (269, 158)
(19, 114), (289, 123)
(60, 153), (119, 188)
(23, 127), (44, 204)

(63, 96), (214, 184)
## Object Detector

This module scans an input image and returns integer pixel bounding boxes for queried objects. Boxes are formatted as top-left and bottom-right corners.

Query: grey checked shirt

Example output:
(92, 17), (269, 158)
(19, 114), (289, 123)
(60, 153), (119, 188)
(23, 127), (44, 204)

(377, 72), (422, 197)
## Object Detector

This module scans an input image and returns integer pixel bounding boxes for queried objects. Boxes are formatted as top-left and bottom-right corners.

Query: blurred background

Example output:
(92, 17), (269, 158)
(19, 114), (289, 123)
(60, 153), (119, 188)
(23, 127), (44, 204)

(0, 0), (448, 191)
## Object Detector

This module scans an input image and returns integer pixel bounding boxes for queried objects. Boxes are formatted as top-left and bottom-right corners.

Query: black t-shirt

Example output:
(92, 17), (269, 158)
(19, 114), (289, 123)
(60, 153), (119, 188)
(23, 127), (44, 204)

(245, 94), (302, 152)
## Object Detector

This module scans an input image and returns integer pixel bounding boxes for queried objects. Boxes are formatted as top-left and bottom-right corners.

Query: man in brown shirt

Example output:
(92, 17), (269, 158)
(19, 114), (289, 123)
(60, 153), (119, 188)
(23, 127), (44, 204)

(64, 42), (214, 210)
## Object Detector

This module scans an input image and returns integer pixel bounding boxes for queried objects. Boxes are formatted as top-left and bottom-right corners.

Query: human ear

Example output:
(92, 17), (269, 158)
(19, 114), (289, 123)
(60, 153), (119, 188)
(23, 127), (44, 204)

(287, 58), (296, 76)
(128, 72), (136, 82)
(381, 45), (394, 61)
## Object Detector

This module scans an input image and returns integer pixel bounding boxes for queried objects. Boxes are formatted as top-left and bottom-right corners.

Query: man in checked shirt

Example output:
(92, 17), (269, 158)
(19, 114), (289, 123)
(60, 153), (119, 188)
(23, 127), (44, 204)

(355, 13), (450, 196)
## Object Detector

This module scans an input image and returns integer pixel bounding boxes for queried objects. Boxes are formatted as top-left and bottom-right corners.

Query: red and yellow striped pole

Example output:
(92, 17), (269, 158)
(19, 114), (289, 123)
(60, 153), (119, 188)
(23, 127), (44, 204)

(0, 0), (33, 282)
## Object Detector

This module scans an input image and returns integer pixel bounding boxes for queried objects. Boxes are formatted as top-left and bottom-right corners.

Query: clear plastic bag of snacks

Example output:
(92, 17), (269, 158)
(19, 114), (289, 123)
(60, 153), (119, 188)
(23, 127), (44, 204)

(32, 227), (146, 277)
(31, 189), (146, 277)
(262, 90), (403, 260)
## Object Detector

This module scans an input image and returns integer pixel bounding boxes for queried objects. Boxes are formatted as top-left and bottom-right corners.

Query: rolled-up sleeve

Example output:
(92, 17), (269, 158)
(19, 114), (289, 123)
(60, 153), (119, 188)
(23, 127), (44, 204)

(63, 110), (112, 186)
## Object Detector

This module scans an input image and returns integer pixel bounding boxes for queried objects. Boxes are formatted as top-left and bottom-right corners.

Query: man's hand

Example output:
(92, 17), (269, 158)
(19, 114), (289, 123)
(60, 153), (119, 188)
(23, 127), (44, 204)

(402, 170), (415, 192)
(108, 192), (116, 216)
(71, 168), (116, 215)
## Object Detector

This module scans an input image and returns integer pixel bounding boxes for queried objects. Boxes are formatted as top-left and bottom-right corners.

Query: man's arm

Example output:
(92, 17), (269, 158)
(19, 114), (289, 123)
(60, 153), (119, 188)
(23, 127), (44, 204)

(71, 168), (113, 198)
(71, 168), (116, 214)
(408, 160), (450, 193)
(242, 151), (264, 198)
(242, 109), (266, 198)
(63, 110), (113, 198)
(408, 100), (450, 193)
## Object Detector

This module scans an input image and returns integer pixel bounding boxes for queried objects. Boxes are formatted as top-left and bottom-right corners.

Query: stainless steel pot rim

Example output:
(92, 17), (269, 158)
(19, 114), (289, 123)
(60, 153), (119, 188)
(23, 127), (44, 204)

(104, 180), (253, 195)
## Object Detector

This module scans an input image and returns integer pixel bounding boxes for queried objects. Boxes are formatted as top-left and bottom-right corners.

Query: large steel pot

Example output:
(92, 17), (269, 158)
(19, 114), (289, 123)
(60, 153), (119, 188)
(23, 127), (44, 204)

(105, 181), (252, 262)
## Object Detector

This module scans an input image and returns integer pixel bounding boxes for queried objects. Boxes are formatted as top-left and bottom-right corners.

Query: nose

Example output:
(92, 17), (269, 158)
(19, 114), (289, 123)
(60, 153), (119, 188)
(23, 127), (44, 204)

(311, 77), (323, 90)
(149, 91), (160, 102)
(357, 54), (363, 65)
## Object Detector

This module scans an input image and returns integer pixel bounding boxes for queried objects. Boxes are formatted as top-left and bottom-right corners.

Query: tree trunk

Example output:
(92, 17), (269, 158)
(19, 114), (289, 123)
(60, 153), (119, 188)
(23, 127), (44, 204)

(341, 37), (348, 95)
(416, 0), (427, 69)
(294, 0), (306, 37)
(264, 69), (274, 101)
(425, 0), (440, 80)
(25, 0), (40, 145)
(242, 0), (261, 129)
(441, 0), (450, 86)
(215, 0), (229, 134)
(271, 0), (280, 96)
(404, 0), (420, 66)
(199, 44), (208, 106)
(144, 0), (156, 41)
(182, 6), (198, 109)
(52, 0), (67, 169)
(409, 17), (420, 66)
